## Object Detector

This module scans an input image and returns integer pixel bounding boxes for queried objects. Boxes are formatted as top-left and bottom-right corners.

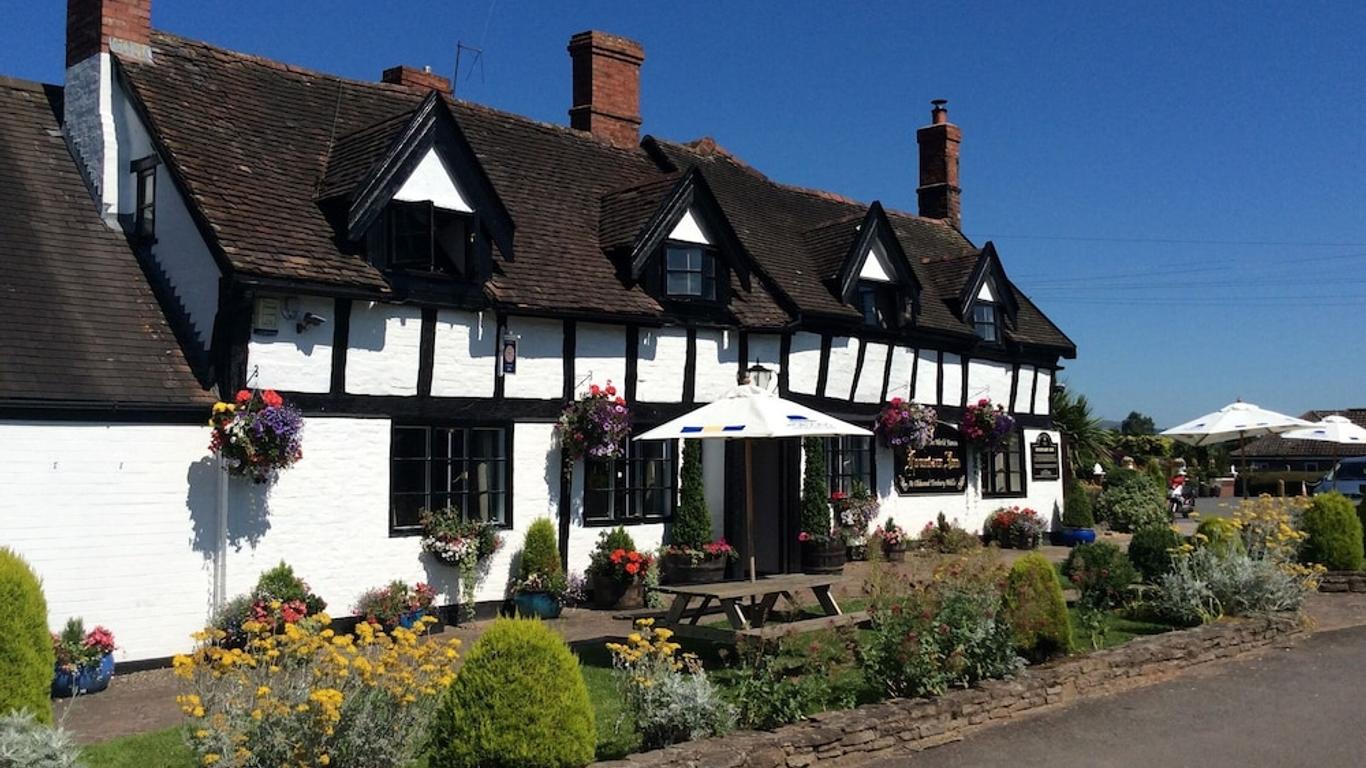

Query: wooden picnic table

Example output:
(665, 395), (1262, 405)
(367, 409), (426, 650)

(652, 573), (862, 642)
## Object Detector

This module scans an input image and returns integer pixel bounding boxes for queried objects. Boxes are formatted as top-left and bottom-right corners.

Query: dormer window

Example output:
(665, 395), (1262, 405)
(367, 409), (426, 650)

(131, 156), (157, 243)
(973, 302), (999, 342)
(385, 200), (472, 277)
(857, 280), (901, 329)
(663, 242), (720, 301)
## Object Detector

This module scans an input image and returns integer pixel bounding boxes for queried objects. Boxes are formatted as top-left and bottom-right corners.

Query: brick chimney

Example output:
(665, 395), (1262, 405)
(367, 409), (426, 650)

(65, 0), (153, 227)
(916, 99), (962, 229)
(567, 30), (644, 148)
(382, 65), (452, 96)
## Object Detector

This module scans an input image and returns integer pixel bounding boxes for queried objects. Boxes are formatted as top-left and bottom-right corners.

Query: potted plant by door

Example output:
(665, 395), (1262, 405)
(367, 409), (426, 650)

(354, 581), (438, 631)
(510, 518), (566, 620)
(587, 527), (652, 609)
(799, 438), (845, 574)
(833, 485), (880, 561)
(51, 619), (116, 698)
(872, 518), (908, 562)
(1053, 478), (1099, 546)
(660, 439), (736, 583)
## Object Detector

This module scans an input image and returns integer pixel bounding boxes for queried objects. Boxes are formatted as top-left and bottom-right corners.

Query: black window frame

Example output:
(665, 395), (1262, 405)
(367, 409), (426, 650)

(389, 423), (513, 536)
(583, 437), (677, 527)
(856, 279), (902, 330)
(981, 429), (1027, 498)
(131, 155), (157, 243)
(661, 240), (723, 303)
(825, 435), (876, 496)
(384, 200), (474, 278)
(973, 302), (1000, 343)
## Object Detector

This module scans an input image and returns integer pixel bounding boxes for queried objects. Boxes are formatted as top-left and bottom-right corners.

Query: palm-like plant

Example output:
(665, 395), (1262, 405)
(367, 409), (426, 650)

(1051, 386), (1113, 478)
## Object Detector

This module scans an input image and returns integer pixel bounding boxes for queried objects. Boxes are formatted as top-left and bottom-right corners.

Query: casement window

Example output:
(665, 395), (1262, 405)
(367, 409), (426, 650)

(856, 280), (901, 329)
(386, 200), (472, 277)
(825, 435), (875, 495)
(390, 424), (510, 534)
(981, 430), (1026, 497)
(131, 156), (157, 242)
(973, 302), (999, 342)
(663, 243), (720, 301)
(584, 438), (676, 525)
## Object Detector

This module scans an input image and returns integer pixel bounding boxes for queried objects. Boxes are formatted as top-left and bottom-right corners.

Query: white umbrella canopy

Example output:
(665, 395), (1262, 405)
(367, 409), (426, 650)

(1159, 401), (1313, 447)
(635, 383), (871, 581)
(1280, 415), (1366, 445)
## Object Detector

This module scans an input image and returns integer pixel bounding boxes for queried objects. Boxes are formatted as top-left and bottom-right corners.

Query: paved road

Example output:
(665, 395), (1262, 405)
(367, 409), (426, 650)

(867, 624), (1366, 768)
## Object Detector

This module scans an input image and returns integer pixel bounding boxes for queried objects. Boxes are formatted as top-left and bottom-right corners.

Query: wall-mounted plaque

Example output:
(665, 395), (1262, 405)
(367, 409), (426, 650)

(894, 425), (967, 495)
(1031, 433), (1061, 481)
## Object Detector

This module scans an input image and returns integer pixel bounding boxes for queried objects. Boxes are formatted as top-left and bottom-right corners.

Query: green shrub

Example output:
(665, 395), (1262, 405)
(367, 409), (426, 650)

(1128, 525), (1182, 582)
(430, 618), (595, 768)
(1061, 479), (1095, 529)
(519, 518), (563, 581)
(800, 437), (831, 537)
(1359, 499), (1366, 552)
(1195, 517), (1245, 557)
(253, 560), (326, 614)
(0, 548), (54, 724)
(0, 710), (83, 768)
(1063, 542), (1137, 610)
(918, 512), (981, 554)
(1003, 554), (1072, 662)
(1300, 492), (1364, 570)
(671, 440), (712, 550)
(1096, 469), (1166, 532)
(728, 629), (861, 729)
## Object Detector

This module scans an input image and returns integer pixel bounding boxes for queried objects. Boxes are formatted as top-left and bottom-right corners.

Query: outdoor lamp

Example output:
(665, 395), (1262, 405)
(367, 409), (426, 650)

(747, 361), (774, 392)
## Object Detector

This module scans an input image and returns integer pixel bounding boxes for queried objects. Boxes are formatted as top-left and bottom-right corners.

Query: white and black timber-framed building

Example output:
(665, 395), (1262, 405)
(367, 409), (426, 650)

(0, 0), (1077, 662)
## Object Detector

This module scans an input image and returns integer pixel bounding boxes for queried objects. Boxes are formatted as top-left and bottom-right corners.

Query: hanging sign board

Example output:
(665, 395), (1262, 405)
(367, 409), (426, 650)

(894, 425), (967, 495)
(1031, 433), (1061, 481)
(500, 336), (519, 375)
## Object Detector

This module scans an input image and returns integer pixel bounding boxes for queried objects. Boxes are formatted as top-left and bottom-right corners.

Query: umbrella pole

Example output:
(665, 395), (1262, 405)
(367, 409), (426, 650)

(745, 438), (756, 582)
(1241, 432), (1249, 499)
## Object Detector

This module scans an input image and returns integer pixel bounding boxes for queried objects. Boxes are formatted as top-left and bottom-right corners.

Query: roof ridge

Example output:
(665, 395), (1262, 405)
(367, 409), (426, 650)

(0, 74), (51, 92)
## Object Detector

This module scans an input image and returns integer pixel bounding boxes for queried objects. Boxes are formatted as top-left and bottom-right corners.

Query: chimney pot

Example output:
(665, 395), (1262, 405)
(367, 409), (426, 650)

(931, 99), (948, 124)
(916, 99), (962, 229)
(567, 30), (645, 148)
(382, 65), (452, 96)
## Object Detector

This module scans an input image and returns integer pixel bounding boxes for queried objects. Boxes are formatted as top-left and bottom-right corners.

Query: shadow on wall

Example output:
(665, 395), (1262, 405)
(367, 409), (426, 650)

(419, 551), (461, 604)
(348, 302), (396, 352)
(187, 457), (272, 557)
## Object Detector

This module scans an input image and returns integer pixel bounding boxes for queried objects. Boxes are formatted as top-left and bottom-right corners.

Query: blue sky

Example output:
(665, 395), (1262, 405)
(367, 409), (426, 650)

(5, 1), (1365, 426)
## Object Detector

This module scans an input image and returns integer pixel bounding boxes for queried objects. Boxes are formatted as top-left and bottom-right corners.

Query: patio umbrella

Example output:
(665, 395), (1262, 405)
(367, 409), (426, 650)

(1160, 401), (1313, 496)
(635, 381), (872, 581)
(1280, 415), (1366, 486)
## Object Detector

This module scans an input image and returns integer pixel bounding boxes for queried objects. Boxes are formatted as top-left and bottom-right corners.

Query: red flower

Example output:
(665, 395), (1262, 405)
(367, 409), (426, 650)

(625, 561), (640, 576)
(262, 390), (283, 408)
(798, 532), (810, 542)
(235, 389), (252, 405)
(615, 397), (625, 405)
(590, 385), (601, 396)
(606, 384), (617, 396)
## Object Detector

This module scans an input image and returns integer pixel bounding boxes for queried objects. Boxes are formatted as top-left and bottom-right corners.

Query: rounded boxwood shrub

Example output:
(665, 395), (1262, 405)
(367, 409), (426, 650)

(1195, 517), (1245, 557)
(1003, 553), (1072, 661)
(0, 548), (54, 723)
(1300, 492), (1365, 571)
(1096, 469), (1166, 533)
(1061, 478), (1095, 529)
(430, 617), (595, 768)
(519, 518), (563, 581)
(1128, 525), (1182, 582)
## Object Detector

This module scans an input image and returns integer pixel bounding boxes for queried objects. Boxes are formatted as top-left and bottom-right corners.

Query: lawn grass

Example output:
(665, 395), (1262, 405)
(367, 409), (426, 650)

(81, 727), (192, 768)
(1067, 606), (1175, 651)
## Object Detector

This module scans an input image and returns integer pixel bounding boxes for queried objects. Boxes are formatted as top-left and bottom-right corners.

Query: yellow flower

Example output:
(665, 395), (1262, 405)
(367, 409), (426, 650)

(202, 754), (220, 766)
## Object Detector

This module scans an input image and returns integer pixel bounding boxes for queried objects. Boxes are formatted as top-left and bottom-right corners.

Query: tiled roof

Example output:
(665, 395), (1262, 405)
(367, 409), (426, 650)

(1237, 410), (1366, 459)
(0, 76), (211, 407)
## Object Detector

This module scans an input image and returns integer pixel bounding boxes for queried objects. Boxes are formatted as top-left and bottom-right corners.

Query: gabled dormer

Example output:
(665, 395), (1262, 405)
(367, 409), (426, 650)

(960, 242), (1019, 344)
(600, 167), (753, 312)
(809, 202), (922, 331)
(319, 92), (513, 294)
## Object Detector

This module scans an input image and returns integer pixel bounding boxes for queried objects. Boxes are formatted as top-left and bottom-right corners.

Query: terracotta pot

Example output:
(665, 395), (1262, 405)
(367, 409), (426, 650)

(591, 573), (645, 610)
(800, 539), (846, 575)
(660, 552), (727, 585)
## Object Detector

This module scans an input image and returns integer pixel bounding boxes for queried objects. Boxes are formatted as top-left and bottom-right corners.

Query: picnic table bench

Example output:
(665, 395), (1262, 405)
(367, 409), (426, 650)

(652, 574), (867, 642)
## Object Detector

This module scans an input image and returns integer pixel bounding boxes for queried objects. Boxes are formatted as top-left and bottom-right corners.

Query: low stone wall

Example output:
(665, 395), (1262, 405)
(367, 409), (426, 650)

(1319, 571), (1366, 593)
(594, 615), (1301, 768)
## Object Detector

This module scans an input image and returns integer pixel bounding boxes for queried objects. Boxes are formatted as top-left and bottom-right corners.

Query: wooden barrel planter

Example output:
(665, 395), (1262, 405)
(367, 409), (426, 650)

(882, 543), (907, 563)
(660, 553), (727, 585)
(801, 539), (846, 575)
(591, 574), (645, 610)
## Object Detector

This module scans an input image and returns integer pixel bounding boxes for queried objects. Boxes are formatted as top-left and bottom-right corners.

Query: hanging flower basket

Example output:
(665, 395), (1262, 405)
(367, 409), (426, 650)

(557, 381), (631, 463)
(209, 388), (303, 483)
(420, 507), (503, 609)
(960, 398), (1016, 451)
(875, 398), (938, 450)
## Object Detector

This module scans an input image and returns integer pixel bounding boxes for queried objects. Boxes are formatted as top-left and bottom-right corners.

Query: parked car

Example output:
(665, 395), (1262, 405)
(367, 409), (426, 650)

(1313, 458), (1366, 500)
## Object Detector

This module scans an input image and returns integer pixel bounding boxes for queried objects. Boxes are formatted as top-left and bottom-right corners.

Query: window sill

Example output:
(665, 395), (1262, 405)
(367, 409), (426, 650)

(981, 492), (1028, 500)
(582, 516), (672, 528)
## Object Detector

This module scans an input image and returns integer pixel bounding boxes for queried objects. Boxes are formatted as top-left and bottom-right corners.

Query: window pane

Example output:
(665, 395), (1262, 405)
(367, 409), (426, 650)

(392, 494), (424, 530)
(469, 429), (504, 460)
(389, 203), (432, 270)
(392, 459), (426, 496)
(666, 272), (693, 296)
(434, 210), (469, 276)
(393, 427), (428, 459)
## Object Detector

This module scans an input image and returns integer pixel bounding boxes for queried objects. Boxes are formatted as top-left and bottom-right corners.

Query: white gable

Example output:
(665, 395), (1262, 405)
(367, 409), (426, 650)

(977, 278), (997, 302)
(857, 240), (896, 283)
(667, 208), (711, 245)
(392, 147), (473, 213)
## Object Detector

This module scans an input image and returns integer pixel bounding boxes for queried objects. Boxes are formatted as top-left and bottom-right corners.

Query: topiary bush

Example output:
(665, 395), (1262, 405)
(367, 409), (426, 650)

(671, 439), (712, 550)
(0, 548), (54, 724)
(1096, 469), (1167, 532)
(430, 617), (595, 768)
(1300, 492), (1365, 571)
(1061, 478), (1095, 529)
(1195, 517), (1245, 557)
(1128, 525), (1182, 582)
(800, 437), (831, 537)
(519, 518), (563, 582)
(1063, 541), (1137, 610)
(1003, 553), (1072, 662)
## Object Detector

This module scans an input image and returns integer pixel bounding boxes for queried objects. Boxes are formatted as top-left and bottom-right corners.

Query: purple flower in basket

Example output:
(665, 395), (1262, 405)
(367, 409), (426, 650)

(875, 398), (938, 450)
(558, 382), (632, 462)
(960, 398), (1015, 451)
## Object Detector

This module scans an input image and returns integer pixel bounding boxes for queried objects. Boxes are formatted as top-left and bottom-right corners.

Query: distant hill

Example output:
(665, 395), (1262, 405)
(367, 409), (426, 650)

(1098, 419), (1122, 431)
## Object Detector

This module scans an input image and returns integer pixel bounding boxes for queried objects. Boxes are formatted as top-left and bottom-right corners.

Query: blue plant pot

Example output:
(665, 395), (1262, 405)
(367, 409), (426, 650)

(397, 609), (427, 630)
(52, 653), (114, 698)
(1053, 527), (1097, 547)
(513, 591), (562, 620)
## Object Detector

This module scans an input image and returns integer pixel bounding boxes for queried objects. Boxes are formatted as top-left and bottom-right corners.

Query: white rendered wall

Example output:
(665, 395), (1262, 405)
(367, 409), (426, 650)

(968, 359), (1013, 407)
(247, 295), (334, 393)
(392, 147), (473, 213)
(912, 349), (938, 404)
(1032, 369), (1053, 415)
(430, 309), (495, 398)
(978, 279), (997, 302)
(1017, 365), (1037, 413)
(748, 334), (783, 379)
(940, 353), (963, 407)
(787, 332), (822, 395)
(823, 337), (859, 400)
(886, 346), (915, 401)
(636, 327), (688, 402)
(853, 342), (889, 403)
(502, 317), (563, 400)
(858, 240), (895, 282)
(487, 423), (561, 598)
(575, 323), (627, 396)
(0, 422), (215, 661)
(346, 302), (422, 396)
(694, 329), (740, 402)
(667, 208), (710, 245)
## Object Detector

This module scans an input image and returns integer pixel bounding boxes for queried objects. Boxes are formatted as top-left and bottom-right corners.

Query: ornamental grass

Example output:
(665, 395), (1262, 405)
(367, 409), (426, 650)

(172, 612), (459, 768)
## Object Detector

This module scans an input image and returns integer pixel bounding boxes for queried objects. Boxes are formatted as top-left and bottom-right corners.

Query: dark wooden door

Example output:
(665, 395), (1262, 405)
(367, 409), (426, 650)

(725, 437), (802, 575)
